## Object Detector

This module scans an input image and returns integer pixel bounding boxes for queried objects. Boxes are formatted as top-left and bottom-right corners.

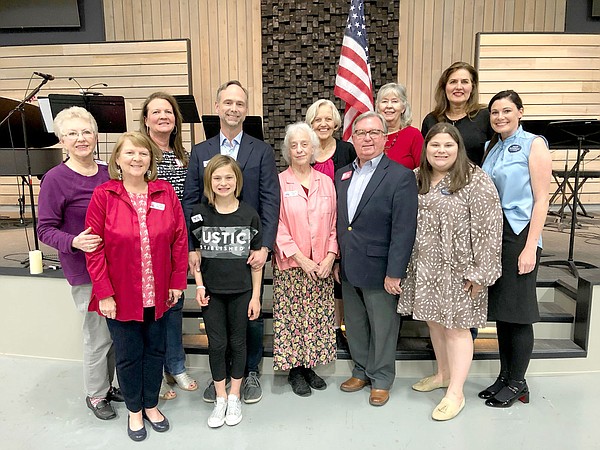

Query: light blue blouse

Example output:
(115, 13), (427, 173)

(482, 125), (545, 247)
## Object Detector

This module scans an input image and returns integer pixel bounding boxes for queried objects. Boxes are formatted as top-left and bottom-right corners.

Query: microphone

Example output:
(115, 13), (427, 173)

(68, 77), (108, 95)
(34, 71), (55, 81)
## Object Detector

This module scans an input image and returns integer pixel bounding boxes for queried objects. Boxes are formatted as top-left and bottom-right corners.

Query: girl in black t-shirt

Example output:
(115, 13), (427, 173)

(190, 155), (262, 429)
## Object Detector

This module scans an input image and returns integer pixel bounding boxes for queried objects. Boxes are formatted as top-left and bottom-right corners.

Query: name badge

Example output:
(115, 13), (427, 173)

(203, 160), (210, 167)
(284, 190), (298, 198)
(191, 213), (203, 223)
(150, 202), (165, 211)
(508, 144), (522, 153)
(341, 171), (352, 181)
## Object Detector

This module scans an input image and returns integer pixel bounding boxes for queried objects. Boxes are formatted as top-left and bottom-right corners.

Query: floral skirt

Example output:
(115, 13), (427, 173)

(272, 266), (336, 371)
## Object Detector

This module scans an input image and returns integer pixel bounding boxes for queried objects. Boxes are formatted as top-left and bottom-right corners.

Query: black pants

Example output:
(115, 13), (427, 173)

(106, 307), (165, 412)
(203, 291), (251, 381)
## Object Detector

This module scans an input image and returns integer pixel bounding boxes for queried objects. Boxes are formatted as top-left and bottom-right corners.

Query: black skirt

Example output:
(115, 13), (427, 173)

(488, 216), (541, 324)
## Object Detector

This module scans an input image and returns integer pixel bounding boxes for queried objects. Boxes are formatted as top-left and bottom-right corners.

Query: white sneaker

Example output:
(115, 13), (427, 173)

(207, 397), (227, 428)
(225, 394), (243, 426)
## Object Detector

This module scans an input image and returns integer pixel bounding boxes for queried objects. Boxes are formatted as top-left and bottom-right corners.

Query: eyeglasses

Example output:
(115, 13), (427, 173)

(353, 129), (385, 139)
(63, 130), (94, 140)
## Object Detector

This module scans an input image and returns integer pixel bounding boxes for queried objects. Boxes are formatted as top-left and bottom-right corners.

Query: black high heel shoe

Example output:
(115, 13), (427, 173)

(485, 380), (529, 408)
(478, 376), (508, 399)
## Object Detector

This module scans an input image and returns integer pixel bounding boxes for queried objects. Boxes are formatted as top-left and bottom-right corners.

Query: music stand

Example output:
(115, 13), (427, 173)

(174, 95), (201, 123)
(201, 115), (265, 141)
(541, 119), (600, 277)
(48, 94), (127, 133)
(0, 78), (55, 255)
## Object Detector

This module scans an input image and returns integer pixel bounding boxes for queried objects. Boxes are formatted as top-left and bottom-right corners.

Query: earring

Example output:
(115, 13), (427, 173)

(146, 125), (150, 135)
(146, 169), (152, 178)
(117, 166), (122, 180)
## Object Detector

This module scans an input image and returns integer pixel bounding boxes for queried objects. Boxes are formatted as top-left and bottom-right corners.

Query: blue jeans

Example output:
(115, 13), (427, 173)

(106, 307), (165, 412)
(163, 293), (186, 375)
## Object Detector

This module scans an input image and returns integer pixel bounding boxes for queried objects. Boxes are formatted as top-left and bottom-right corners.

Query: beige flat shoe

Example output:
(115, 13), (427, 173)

(412, 375), (450, 392)
(432, 397), (465, 421)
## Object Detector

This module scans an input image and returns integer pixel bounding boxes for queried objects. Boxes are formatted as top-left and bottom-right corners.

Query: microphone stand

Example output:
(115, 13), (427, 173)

(0, 77), (51, 254)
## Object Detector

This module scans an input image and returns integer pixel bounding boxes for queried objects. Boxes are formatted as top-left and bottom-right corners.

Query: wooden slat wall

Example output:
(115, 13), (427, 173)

(0, 40), (190, 207)
(477, 32), (600, 204)
(102, 0), (264, 139)
(398, 0), (567, 128)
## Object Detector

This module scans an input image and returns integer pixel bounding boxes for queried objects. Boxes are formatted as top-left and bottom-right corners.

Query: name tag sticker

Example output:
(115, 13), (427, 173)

(203, 160), (210, 167)
(150, 202), (165, 211)
(191, 213), (203, 223)
(341, 171), (352, 181)
(508, 144), (522, 153)
(284, 190), (299, 198)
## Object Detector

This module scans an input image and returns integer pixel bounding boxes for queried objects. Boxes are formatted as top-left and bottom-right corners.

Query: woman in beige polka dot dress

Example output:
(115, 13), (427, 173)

(398, 123), (502, 421)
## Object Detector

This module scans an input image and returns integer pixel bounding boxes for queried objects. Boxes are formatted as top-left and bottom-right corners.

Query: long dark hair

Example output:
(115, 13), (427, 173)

(140, 91), (188, 166)
(432, 62), (484, 122)
(482, 90), (524, 163)
(418, 122), (474, 195)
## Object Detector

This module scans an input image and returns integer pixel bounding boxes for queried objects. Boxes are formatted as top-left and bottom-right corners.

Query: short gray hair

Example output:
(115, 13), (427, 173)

(281, 122), (319, 165)
(53, 106), (98, 139)
(351, 111), (387, 135)
(375, 82), (413, 127)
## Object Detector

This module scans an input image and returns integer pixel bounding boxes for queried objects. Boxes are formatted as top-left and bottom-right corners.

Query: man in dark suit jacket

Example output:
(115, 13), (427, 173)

(334, 111), (417, 407)
(182, 80), (280, 404)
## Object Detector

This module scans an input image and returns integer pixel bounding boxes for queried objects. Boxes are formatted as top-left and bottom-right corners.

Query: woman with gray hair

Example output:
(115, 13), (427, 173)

(38, 106), (123, 420)
(376, 82), (424, 169)
(272, 122), (338, 397)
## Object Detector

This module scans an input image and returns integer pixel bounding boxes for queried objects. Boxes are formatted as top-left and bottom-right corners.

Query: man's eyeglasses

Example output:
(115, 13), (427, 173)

(353, 129), (385, 139)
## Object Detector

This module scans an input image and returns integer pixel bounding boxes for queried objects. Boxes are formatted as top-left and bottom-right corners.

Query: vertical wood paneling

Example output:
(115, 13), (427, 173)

(399, 0), (567, 127)
(103, 0), (263, 141)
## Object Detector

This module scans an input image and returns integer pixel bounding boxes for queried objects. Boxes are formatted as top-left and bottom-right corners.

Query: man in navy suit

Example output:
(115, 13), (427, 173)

(182, 80), (280, 404)
(334, 111), (417, 406)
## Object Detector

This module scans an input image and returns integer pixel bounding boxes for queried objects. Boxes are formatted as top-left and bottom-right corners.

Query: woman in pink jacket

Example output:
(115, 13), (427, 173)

(85, 132), (188, 442)
(272, 122), (338, 397)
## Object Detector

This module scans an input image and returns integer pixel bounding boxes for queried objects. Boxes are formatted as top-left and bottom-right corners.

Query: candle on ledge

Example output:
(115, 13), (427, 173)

(29, 250), (43, 275)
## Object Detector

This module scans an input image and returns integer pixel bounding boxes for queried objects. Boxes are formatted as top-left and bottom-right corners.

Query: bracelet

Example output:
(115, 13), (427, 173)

(196, 285), (206, 290)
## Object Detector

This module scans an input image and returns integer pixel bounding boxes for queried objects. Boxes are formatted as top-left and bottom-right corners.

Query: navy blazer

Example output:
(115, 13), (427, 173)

(335, 154), (418, 289)
(182, 133), (280, 251)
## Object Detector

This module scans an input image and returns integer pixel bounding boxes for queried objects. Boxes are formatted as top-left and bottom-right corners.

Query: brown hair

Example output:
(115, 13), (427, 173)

(203, 154), (244, 206)
(139, 91), (188, 166)
(418, 122), (474, 195)
(108, 132), (159, 182)
(432, 62), (484, 122)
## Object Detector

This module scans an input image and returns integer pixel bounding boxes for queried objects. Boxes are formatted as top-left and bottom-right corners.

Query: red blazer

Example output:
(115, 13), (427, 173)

(85, 179), (188, 321)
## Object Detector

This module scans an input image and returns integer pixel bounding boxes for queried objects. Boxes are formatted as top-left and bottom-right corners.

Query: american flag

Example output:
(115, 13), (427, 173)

(334, 0), (374, 141)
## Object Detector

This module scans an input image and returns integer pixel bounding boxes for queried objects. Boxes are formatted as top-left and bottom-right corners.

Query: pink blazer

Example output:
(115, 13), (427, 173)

(274, 167), (338, 270)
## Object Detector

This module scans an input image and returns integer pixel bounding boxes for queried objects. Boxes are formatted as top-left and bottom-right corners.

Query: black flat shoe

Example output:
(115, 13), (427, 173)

(142, 409), (170, 432)
(478, 376), (508, 399)
(107, 386), (125, 403)
(302, 367), (326, 390)
(288, 368), (311, 397)
(485, 380), (529, 408)
(127, 416), (147, 442)
(86, 396), (116, 420)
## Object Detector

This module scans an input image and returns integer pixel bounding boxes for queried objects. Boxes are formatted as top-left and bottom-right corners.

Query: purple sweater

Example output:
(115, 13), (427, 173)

(37, 162), (109, 286)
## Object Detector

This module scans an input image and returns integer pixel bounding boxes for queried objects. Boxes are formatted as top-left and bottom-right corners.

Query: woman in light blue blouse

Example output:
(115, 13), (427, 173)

(480, 90), (552, 408)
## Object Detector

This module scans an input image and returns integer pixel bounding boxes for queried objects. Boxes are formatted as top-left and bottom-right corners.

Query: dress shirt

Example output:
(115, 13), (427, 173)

(347, 153), (384, 222)
(219, 130), (243, 160)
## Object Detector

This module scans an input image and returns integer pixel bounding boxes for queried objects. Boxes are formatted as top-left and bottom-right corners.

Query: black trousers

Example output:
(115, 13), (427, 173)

(203, 291), (251, 381)
(106, 307), (166, 412)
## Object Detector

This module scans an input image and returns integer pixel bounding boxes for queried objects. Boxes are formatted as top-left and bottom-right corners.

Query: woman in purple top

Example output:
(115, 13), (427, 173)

(37, 106), (123, 421)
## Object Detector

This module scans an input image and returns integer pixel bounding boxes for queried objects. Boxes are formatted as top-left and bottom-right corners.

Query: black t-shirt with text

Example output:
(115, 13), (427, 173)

(190, 201), (262, 294)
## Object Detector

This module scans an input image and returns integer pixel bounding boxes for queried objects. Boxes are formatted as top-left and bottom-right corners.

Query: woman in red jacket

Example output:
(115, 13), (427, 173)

(86, 132), (188, 442)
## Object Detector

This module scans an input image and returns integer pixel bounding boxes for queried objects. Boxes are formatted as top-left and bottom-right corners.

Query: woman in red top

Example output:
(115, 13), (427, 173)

(376, 82), (424, 169)
(86, 132), (188, 442)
